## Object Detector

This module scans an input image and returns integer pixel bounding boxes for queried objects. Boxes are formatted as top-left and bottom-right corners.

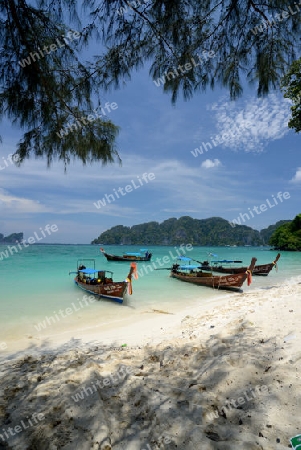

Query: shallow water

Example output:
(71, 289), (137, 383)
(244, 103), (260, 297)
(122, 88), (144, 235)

(0, 244), (300, 355)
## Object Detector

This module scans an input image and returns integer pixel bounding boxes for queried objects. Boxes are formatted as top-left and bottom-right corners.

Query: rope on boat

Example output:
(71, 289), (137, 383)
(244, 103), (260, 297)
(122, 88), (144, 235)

(272, 253), (280, 272)
(246, 269), (252, 286)
(126, 262), (138, 295)
(131, 262), (138, 279)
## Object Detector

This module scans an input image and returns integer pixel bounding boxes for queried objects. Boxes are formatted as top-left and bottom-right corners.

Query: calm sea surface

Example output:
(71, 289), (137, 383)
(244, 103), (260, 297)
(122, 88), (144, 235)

(0, 244), (300, 354)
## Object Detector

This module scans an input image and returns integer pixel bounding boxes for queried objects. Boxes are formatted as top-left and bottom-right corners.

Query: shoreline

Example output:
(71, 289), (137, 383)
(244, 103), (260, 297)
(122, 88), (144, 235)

(1, 276), (300, 449)
(1, 288), (232, 363)
(1, 274), (300, 362)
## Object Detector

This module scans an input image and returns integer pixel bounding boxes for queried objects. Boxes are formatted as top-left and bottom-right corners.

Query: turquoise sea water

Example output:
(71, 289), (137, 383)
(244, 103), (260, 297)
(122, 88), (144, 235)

(0, 244), (300, 355)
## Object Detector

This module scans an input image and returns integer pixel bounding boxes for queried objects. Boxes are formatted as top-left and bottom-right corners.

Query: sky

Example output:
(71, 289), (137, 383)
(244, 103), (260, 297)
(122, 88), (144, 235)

(0, 55), (300, 243)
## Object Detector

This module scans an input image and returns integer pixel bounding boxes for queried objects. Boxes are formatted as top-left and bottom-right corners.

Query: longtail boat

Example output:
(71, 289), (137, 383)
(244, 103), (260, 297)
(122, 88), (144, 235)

(198, 253), (280, 276)
(69, 260), (138, 303)
(170, 257), (257, 291)
(100, 247), (152, 262)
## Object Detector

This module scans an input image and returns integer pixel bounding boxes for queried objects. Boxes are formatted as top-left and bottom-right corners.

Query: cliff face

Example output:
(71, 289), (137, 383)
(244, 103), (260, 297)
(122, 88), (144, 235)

(260, 220), (291, 244)
(91, 216), (266, 246)
(0, 233), (23, 243)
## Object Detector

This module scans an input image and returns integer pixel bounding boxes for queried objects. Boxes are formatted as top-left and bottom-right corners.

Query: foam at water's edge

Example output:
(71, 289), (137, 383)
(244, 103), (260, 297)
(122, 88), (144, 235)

(1, 273), (300, 363)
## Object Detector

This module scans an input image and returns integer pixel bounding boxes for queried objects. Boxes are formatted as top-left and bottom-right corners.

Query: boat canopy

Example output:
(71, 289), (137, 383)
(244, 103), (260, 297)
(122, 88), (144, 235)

(125, 252), (142, 256)
(78, 268), (99, 274)
(211, 260), (243, 264)
(179, 264), (200, 270)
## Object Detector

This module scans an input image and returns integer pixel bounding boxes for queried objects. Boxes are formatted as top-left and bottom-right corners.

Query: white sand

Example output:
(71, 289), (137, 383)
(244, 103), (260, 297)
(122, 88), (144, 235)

(0, 276), (300, 449)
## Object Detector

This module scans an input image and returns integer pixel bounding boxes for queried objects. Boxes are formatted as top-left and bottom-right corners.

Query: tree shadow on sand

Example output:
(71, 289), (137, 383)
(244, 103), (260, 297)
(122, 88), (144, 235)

(0, 321), (298, 450)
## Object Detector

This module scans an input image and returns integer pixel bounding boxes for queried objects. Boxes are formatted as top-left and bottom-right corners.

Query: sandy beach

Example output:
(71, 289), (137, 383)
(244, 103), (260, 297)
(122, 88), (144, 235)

(1, 275), (301, 450)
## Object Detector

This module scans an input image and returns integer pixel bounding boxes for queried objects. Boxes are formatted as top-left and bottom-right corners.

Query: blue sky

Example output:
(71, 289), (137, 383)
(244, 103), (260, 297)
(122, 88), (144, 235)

(0, 63), (300, 244)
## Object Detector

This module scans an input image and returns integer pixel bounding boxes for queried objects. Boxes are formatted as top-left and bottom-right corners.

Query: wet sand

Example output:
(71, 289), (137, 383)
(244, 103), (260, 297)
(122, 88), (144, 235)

(0, 276), (300, 449)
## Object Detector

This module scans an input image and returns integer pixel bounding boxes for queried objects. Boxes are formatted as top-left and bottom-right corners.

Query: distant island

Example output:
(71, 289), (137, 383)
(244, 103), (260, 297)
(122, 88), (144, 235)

(0, 232), (23, 244)
(91, 216), (293, 247)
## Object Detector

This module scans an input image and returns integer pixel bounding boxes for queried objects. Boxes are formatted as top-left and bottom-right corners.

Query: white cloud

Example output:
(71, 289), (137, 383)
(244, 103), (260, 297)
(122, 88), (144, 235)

(0, 154), (284, 243)
(201, 159), (221, 168)
(0, 157), (229, 217)
(209, 94), (291, 152)
(62, 201), (139, 216)
(0, 188), (50, 214)
(290, 167), (301, 183)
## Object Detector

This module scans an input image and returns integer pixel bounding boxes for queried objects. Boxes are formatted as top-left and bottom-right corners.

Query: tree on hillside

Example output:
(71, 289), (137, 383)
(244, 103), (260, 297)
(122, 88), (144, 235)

(281, 57), (301, 133)
(260, 220), (291, 244)
(269, 213), (301, 250)
(92, 216), (263, 245)
(1, 0), (300, 167)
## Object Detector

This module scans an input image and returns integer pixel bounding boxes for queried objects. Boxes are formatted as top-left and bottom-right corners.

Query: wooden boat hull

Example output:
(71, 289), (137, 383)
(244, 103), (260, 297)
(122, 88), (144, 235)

(74, 278), (127, 304)
(170, 257), (257, 291)
(200, 254), (280, 276)
(170, 271), (248, 291)
(102, 251), (152, 262)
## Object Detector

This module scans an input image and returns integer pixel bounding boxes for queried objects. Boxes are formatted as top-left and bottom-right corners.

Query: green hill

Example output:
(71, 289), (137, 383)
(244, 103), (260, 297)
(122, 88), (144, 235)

(269, 214), (301, 250)
(260, 220), (291, 244)
(92, 216), (265, 246)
